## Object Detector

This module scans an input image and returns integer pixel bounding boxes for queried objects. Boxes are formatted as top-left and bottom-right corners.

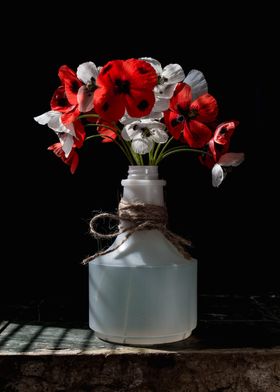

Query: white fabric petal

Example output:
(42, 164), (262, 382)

(50, 117), (75, 136)
(77, 61), (98, 84)
(140, 57), (162, 75)
(218, 152), (245, 167)
(184, 69), (208, 100)
(132, 137), (154, 154)
(150, 125), (169, 144)
(77, 86), (94, 112)
(34, 110), (59, 125)
(161, 64), (185, 84)
(120, 111), (163, 125)
(123, 123), (142, 140)
(153, 96), (170, 112)
(154, 83), (176, 99)
(121, 127), (131, 141)
(212, 164), (225, 187)
(58, 133), (74, 158)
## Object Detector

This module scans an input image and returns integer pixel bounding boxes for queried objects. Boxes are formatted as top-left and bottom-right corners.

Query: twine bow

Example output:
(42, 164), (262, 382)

(82, 198), (192, 264)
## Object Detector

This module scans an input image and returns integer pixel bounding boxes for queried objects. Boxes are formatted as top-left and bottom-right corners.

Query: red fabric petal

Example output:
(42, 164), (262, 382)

(48, 142), (79, 174)
(61, 106), (80, 124)
(69, 151), (79, 174)
(164, 110), (184, 140)
(73, 120), (86, 148)
(97, 60), (124, 89)
(50, 86), (72, 112)
(58, 65), (82, 105)
(213, 120), (239, 145)
(123, 58), (158, 90)
(169, 83), (192, 112)
(183, 120), (212, 148)
(94, 86), (125, 122)
(125, 88), (155, 118)
(191, 94), (218, 123)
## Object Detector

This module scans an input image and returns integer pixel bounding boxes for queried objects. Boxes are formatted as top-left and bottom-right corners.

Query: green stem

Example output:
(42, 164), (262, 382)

(85, 123), (118, 133)
(153, 136), (175, 165)
(78, 114), (100, 120)
(158, 147), (210, 163)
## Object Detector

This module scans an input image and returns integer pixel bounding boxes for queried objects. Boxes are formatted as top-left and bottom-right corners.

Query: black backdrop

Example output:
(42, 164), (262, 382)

(1, 8), (276, 318)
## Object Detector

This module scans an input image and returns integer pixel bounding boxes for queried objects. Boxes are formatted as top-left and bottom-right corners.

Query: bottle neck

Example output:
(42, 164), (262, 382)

(121, 166), (166, 206)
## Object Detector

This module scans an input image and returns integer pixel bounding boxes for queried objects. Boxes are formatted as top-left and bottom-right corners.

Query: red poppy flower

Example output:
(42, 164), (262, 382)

(94, 59), (158, 122)
(48, 143), (79, 174)
(164, 83), (218, 148)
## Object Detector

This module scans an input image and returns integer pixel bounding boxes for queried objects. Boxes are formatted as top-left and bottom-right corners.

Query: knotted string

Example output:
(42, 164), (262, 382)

(82, 199), (192, 264)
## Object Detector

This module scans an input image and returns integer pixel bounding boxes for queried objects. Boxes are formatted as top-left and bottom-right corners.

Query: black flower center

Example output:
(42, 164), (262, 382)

(177, 105), (198, 120)
(115, 79), (130, 94)
(141, 127), (152, 137)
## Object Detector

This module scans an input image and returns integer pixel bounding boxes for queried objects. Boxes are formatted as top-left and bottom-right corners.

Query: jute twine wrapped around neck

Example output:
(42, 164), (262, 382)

(82, 198), (192, 265)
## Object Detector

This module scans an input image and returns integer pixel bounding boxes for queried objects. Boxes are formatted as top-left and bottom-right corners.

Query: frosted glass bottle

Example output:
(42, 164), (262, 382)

(89, 166), (197, 345)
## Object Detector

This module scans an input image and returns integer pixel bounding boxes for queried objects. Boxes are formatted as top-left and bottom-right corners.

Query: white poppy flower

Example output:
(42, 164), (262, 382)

(184, 69), (208, 100)
(122, 119), (168, 154)
(212, 152), (245, 187)
(34, 110), (75, 157)
(76, 61), (99, 112)
(141, 57), (185, 99)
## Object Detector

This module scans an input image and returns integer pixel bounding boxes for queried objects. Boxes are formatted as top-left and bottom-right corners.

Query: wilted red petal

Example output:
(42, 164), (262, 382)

(169, 83), (192, 112)
(191, 94), (218, 123)
(184, 120), (212, 148)
(94, 86), (125, 122)
(164, 110), (184, 140)
(58, 65), (82, 105)
(213, 121), (239, 145)
(125, 88), (155, 118)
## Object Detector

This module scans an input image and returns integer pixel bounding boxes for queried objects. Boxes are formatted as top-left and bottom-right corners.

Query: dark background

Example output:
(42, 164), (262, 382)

(1, 8), (276, 320)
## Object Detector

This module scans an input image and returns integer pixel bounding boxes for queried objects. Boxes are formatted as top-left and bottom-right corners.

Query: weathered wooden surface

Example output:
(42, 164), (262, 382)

(0, 294), (279, 391)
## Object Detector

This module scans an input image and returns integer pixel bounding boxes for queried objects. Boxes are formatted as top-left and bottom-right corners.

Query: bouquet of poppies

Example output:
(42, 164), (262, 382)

(34, 57), (244, 187)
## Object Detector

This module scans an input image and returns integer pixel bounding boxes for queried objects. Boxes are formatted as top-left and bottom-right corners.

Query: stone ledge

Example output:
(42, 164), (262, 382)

(1, 294), (279, 391)
(0, 321), (280, 392)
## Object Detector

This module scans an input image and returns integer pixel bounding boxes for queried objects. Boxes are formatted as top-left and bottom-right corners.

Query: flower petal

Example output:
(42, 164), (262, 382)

(94, 86), (125, 122)
(169, 83), (192, 112)
(154, 83), (177, 99)
(34, 110), (59, 125)
(184, 69), (208, 100)
(77, 86), (94, 112)
(50, 86), (72, 112)
(153, 96), (170, 112)
(122, 122), (142, 140)
(59, 133), (74, 157)
(218, 152), (245, 167)
(213, 121), (239, 145)
(132, 136), (154, 154)
(61, 106), (80, 125)
(140, 57), (162, 74)
(212, 164), (225, 187)
(161, 64), (185, 84)
(164, 110), (184, 140)
(58, 65), (82, 105)
(191, 94), (218, 123)
(125, 88), (155, 118)
(124, 58), (158, 90)
(184, 120), (212, 148)
(77, 61), (98, 84)
(150, 124), (169, 144)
